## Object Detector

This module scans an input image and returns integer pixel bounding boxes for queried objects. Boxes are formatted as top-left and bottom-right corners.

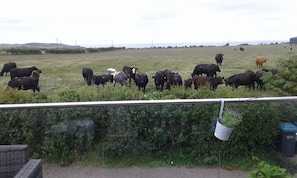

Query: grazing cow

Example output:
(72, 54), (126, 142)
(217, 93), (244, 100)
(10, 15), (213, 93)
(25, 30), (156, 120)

(240, 47), (244, 51)
(93, 74), (113, 86)
(184, 79), (193, 89)
(170, 73), (183, 87)
(152, 70), (167, 91)
(123, 66), (138, 86)
(192, 76), (224, 90)
(224, 70), (256, 90)
(8, 76), (40, 92)
(82, 68), (93, 86)
(192, 64), (220, 78)
(0, 62), (16, 76)
(114, 72), (128, 85)
(10, 66), (40, 79)
(262, 68), (278, 75)
(256, 57), (268, 68)
(134, 72), (149, 93)
(215, 53), (224, 66)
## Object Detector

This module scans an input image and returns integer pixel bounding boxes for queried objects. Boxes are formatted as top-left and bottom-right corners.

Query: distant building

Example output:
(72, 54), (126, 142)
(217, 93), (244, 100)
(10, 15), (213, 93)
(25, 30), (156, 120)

(290, 37), (297, 44)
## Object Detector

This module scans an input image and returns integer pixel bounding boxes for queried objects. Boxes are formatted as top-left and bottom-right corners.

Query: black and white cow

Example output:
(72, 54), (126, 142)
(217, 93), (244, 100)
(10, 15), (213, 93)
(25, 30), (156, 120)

(123, 66), (138, 86)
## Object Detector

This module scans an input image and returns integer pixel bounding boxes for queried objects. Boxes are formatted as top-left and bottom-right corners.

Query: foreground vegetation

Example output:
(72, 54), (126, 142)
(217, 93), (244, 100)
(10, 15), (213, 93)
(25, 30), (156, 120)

(0, 44), (297, 175)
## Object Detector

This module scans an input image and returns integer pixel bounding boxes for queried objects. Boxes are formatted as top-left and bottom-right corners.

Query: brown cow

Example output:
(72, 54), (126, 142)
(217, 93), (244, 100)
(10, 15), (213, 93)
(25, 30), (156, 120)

(256, 57), (268, 68)
(192, 76), (224, 90)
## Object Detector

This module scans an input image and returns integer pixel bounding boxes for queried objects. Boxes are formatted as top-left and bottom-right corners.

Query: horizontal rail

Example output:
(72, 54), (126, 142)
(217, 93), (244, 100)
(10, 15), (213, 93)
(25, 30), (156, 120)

(1, 96), (297, 110)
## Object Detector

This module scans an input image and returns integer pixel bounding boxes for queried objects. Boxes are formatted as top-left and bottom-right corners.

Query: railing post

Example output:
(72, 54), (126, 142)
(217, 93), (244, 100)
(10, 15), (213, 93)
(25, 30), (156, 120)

(219, 99), (224, 118)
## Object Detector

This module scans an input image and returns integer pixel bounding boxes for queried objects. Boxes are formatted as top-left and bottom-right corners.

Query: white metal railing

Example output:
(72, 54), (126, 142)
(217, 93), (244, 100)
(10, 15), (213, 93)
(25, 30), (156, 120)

(0, 96), (297, 110)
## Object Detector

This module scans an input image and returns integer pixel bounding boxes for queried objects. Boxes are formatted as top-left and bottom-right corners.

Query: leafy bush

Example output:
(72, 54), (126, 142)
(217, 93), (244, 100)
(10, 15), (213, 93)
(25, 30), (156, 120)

(263, 54), (297, 95)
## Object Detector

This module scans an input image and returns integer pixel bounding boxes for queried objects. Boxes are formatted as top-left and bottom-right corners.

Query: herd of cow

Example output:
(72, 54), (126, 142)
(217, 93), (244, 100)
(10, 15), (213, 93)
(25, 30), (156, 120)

(0, 62), (41, 92)
(81, 54), (275, 93)
(0, 54), (274, 93)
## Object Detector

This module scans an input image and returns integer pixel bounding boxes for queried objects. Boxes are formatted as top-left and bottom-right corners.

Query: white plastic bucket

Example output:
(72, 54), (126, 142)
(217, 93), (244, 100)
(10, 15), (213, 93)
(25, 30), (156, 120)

(214, 118), (234, 141)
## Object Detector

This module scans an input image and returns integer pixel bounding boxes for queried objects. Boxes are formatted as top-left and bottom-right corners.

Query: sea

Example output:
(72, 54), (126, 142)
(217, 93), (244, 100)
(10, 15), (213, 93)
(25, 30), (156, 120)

(82, 40), (288, 49)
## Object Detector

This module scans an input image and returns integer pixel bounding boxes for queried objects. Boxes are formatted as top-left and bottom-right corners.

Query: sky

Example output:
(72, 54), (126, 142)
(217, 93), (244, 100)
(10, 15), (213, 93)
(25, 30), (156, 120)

(0, 0), (296, 47)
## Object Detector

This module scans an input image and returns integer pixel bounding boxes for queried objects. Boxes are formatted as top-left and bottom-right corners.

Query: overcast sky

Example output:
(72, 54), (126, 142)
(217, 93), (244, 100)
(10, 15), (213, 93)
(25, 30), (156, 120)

(1, 0), (296, 47)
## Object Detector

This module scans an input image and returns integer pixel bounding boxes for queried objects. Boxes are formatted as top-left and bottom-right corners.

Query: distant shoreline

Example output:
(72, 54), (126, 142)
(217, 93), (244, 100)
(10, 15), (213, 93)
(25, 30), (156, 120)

(82, 40), (289, 48)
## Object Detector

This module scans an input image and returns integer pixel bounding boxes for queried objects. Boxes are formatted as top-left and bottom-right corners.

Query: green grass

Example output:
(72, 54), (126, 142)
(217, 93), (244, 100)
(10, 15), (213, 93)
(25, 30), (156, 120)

(0, 44), (295, 99)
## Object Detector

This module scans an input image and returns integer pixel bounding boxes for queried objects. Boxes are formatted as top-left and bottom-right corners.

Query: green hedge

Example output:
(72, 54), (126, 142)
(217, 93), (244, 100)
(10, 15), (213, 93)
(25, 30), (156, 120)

(0, 98), (296, 166)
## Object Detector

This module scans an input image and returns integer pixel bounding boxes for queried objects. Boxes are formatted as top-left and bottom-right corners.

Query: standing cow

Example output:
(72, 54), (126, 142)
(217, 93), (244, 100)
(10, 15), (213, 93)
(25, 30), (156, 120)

(256, 57), (268, 68)
(134, 72), (149, 93)
(192, 76), (224, 90)
(123, 66), (138, 86)
(10, 66), (40, 79)
(192, 64), (220, 78)
(82, 68), (93, 86)
(215, 53), (224, 66)
(0, 62), (17, 76)
(152, 70), (167, 91)
(170, 73), (183, 86)
(224, 70), (256, 90)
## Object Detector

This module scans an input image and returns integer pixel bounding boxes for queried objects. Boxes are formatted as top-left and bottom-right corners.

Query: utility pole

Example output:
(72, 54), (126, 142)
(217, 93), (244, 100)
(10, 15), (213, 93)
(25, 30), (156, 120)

(55, 38), (59, 48)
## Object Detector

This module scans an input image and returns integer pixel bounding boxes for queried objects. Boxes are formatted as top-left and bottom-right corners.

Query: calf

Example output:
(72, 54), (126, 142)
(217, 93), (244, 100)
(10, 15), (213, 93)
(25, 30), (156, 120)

(184, 79), (193, 89)
(192, 76), (224, 90)
(82, 68), (93, 86)
(0, 62), (16, 76)
(256, 57), (268, 68)
(10, 66), (40, 79)
(134, 72), (149, 93)
(93, 74), (113, 86)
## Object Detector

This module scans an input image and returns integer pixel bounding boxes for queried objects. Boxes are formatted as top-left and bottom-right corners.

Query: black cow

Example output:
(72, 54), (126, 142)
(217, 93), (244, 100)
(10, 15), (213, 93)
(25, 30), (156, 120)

(152, 70), (167, 91)
(8, 76), (40, 92)
(10, 66), (40, 79)
(123, 66), (138, 86)
(134, 72), (149, 93)
(192, 76), (224, 90)
(82, 68), (93, 86)
(192, 64), (220, 78)
(255, 70), (265, 90)
(0, 62), (17, 76)
(93, 74), (113, 86)
(215, 53), (224, 66)
(224, 70), (256, 90)
(163, 69), (174, 90)
(114, 72), (128, 86)
(240, 47), (245, 51)
(170, 73), (183, 86)
(184, 79), (193, 89)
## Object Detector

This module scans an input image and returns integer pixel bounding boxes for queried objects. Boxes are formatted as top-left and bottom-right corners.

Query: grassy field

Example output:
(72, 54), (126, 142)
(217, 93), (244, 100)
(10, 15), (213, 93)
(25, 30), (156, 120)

(0, 44), (295, 98)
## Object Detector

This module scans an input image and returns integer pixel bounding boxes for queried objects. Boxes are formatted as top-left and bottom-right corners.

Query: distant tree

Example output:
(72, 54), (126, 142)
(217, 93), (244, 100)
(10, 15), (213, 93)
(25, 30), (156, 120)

(262, 54), (297, 95)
